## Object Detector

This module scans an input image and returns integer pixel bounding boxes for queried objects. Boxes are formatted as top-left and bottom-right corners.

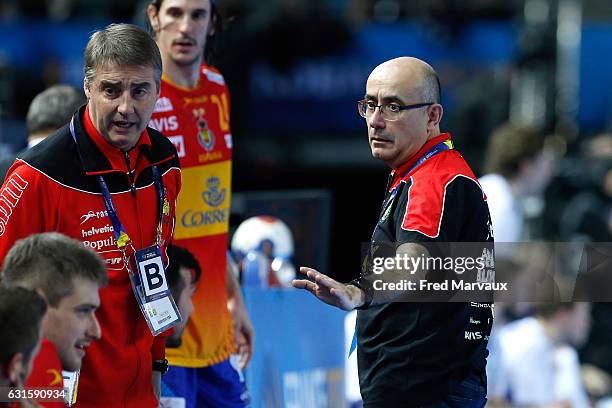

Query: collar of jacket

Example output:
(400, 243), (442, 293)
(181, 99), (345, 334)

(72, 105), (175, 176)
(389, 132), (453, 190)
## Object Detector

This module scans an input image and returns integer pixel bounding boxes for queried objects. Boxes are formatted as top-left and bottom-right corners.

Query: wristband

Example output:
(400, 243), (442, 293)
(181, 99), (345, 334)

(152, 359), (169, 375)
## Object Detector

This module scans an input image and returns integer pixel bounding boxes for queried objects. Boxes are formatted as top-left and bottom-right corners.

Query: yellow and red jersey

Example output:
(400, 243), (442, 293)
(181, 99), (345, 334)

(150, 64), (234, 367)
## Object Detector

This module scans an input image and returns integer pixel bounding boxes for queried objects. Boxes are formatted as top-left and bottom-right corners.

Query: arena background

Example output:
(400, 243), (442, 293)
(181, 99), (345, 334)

(1, 1), (611, 407)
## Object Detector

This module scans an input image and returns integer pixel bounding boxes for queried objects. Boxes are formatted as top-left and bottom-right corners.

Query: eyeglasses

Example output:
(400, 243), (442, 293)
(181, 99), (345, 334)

(357, 99), (434, 121)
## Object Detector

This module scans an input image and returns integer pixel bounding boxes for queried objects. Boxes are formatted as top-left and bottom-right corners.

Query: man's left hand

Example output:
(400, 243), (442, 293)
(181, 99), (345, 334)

(292, 266), (365, 311)
(228, 297), (255, 369)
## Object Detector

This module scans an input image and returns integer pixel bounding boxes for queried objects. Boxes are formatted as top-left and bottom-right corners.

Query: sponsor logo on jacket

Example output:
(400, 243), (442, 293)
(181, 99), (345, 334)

(0, 173), (28, 236)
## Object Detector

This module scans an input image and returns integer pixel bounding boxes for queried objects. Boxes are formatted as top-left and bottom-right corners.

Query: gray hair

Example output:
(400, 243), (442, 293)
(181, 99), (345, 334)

(2, 233), (108, 307)
(419, 69), (441, 104)
(26, 85), (85, 135)
(84, 23), (162, 90)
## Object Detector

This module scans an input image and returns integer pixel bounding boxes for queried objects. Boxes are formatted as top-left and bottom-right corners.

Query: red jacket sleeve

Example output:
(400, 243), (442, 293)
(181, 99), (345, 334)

(151, 335), (167, 360)
(0, 161), (55, 261)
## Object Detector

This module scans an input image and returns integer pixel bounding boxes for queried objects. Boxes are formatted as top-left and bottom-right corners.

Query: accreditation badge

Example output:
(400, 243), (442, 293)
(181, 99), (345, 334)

(62, 370), (79, 407)
(128, 245), (181, 336)
(159, 397), (186, 408)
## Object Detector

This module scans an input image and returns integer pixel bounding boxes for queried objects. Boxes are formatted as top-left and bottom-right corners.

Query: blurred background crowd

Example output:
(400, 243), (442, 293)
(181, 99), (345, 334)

(1, 0), (611, 407)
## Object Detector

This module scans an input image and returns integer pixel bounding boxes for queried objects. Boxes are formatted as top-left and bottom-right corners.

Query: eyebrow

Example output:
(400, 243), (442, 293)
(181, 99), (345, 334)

(364, 94), (405, 104)
(98, 80), (152, 89)
(131, 82), (152, 89)
(99, 80), (121, 88)
(166, 6), (207, 14)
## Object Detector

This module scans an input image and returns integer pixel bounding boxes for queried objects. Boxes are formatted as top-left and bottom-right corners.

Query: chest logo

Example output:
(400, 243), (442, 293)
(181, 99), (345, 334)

(486, 216), (494, 240)
(380, 196), (395, 223)
(201, 176), (225, 207)
(194, 108), (215, 152)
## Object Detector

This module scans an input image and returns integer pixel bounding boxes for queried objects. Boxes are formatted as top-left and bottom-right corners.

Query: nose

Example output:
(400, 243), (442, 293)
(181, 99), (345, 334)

(117, 92), (135, 116)
(87, 314), (102, 340)
(179, 14), (195, 35)
(368, 106), (386, 129)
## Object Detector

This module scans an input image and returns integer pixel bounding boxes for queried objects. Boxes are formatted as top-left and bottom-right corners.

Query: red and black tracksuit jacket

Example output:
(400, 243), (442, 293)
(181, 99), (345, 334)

(0, 105), (181, 407)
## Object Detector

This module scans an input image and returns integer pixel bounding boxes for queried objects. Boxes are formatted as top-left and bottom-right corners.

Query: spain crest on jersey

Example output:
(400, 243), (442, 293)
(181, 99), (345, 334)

(193, 108), (215, 151)
(202, 176), (226, 207)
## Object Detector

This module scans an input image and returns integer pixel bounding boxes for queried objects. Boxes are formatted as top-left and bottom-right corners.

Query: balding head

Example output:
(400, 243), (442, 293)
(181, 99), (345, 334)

(369, 57), (440, 104)
(363, 57), (444, 169)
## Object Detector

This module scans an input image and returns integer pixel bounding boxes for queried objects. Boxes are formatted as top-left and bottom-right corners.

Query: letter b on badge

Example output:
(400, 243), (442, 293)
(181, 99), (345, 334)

(139, 256), (168, 298)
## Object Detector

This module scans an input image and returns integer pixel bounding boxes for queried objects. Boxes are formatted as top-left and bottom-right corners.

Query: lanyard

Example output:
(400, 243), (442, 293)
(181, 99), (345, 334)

(151, 166), (167, 246)
(373, 140), (452, 240)
(353, 141), (454, 357)
(69, 118), (166, 250)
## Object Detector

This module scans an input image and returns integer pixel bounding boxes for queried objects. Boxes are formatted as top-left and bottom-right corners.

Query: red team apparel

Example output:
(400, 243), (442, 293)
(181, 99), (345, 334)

(150, 64), (235, 367)
(0, 106), (181, 407)
(25, 339), (64, 407)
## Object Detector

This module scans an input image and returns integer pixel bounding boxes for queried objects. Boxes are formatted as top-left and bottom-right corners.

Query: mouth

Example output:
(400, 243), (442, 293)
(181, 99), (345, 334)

(74, 343), (88, 357)
(173, 38), (196, 49)
(112, 120), (137, 131)
(370, 136), (392, 145)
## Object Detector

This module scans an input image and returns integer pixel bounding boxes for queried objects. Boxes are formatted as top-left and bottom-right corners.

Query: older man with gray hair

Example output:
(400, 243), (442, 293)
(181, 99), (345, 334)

(0, 84), (85, 182)
(0, 23), (181, 407)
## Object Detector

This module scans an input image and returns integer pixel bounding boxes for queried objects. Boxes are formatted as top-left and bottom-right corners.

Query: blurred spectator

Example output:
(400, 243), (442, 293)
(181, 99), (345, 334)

(0, 285), (47, 390)
(480, 123), (553, 243)
(164, 245), (202, 349)
(9, 0), (136, 20)
(2, 232), (107, 406)
(536, 133), (612, 386)
(488, 302), (592, 408)
(558, 133), (612, 242)
(0, 84), (85, 183)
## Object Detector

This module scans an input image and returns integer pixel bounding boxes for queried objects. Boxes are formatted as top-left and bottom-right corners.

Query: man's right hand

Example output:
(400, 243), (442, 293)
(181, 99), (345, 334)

(292, 267), (365, 311)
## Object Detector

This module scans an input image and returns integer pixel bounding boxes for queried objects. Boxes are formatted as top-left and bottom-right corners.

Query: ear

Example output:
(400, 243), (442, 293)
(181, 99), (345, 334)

(430, 104), (443, 125)
(6, 352), (25, 386)
(147, 5), (160, 33)
(428, 104), (443, 128)
(83, 78), (90, 99)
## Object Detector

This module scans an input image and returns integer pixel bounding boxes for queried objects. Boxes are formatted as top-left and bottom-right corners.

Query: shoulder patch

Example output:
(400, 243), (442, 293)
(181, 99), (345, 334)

(154, 97), (174, 113)
(203, 68), (225, 86)
(401, 173), (482, 239)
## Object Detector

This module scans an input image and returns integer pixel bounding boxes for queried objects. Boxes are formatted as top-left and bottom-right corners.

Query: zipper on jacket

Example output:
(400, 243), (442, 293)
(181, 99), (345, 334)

(123, 151), (137, 197)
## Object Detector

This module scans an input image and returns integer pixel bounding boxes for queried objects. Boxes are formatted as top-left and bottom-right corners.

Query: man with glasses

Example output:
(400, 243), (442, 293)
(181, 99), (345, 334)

(294, 57), (493, 407)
